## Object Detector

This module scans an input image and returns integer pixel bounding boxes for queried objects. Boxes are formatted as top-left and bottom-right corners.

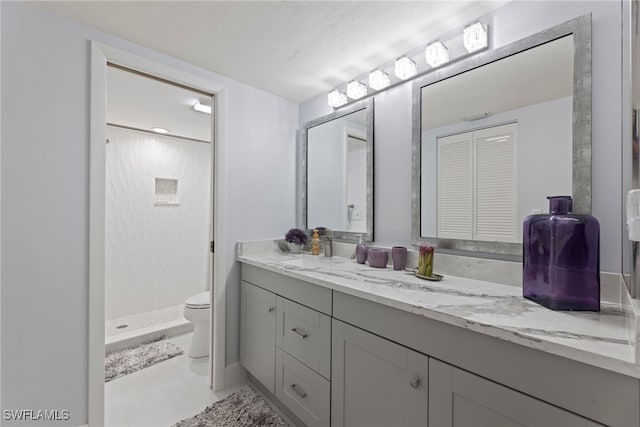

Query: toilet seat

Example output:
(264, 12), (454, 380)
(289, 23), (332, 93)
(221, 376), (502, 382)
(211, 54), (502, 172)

(185, 291), (210, 309)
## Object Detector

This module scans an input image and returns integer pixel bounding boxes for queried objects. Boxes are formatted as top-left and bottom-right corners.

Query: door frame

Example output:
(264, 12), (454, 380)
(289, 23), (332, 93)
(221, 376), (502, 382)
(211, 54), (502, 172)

(89, 41), (227, 426)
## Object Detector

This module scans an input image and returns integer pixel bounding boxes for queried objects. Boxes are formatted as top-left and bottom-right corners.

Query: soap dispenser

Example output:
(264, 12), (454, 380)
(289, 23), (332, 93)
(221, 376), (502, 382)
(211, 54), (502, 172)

(355, 234), (367, 264)
(523, 196), (600, 311)
(311, 229), (321, 256)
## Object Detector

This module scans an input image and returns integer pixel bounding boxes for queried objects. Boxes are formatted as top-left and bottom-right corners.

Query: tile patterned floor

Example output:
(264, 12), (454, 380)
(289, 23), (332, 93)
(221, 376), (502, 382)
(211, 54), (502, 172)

(105, 333), (241, 427)
(106, 304), (185, 338)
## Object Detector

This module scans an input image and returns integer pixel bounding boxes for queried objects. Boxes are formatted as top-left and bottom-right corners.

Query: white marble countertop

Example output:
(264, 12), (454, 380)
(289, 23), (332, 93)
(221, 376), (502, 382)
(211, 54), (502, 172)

(237, 249), (640, 379)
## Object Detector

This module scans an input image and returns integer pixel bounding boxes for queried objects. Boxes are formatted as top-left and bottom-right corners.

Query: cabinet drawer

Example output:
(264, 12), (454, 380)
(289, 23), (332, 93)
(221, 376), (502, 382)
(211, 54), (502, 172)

(276, 297), (331, 379)
(276, 348), (330, 427)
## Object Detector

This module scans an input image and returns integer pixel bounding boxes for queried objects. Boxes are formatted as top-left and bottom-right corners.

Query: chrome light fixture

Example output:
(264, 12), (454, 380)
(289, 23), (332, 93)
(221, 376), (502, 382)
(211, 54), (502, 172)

(328, 18), (490, 108)
(425, 41), (449, 68)
(151, 127), (170, 134)
(463, 22), (488, 53)
(346, 80), (367, 100)
(368, 70), (391, 90)
(394, 57), (417, 80)
(328, 90), (348, 108)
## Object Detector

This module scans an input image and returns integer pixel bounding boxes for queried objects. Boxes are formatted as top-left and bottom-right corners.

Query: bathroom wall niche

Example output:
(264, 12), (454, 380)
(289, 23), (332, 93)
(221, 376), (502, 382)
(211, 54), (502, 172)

(155, 177), (179, 205)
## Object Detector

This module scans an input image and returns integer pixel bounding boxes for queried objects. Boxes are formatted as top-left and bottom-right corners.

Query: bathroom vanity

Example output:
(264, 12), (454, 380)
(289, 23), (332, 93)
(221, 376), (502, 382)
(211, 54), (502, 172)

(237, 245), (639, 427)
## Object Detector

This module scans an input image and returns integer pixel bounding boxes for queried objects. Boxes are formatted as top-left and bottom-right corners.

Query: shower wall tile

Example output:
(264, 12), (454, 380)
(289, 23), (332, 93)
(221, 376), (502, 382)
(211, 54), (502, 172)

(105, 127), (212, 320)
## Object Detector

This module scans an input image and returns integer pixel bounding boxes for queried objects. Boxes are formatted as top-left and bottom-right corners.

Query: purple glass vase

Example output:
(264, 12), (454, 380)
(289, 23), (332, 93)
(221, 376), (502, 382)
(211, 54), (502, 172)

(392, 247), (407, 271)
(523, 196), (600, 311)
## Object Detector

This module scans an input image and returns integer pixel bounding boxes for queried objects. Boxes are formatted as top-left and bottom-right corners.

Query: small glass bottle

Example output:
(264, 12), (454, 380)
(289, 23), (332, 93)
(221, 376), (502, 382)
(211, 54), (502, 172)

(355, 234), (367, 264)
(523, 196), (600, 311)
(311, 229), (321, 256)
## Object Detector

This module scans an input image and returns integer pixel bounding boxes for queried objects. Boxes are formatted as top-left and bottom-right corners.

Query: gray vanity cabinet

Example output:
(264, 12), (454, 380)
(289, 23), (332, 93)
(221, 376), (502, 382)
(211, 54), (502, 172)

(331, 319), (428, 427)
(240, 264), (333, 427)
(239, 281), (277, 393)
(428, 359), (600, 427)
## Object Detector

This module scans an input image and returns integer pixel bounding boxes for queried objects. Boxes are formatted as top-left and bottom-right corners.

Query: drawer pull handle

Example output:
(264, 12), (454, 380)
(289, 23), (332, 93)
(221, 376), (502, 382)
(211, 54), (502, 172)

(290, 328), (308, 339)
(268, 306), (275, 313)
(290, 383), (307, 399)
(409, 377), (420, 389)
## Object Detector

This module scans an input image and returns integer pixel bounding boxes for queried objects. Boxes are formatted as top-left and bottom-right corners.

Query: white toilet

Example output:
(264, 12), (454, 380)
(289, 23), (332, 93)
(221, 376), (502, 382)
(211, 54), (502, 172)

(183, 291), (211, 358)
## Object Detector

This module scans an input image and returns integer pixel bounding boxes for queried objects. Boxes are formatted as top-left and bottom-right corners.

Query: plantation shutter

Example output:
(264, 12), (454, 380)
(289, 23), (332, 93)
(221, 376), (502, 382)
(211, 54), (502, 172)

(436, 123), (517, 243)
(437, 132), (473, 240)
(474, 124), (517, 243)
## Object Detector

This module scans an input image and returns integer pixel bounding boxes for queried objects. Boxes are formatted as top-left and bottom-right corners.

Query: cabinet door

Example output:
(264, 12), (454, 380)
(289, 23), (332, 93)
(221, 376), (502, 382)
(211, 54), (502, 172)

(332, 319), (428, 427)
(429, 359), (601, 427)
(240, 281), (276, 393)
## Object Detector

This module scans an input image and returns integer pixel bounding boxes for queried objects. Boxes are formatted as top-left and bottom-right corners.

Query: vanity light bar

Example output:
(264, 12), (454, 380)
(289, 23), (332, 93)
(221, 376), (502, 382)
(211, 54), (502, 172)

(346, 81), (368, 100)
(395, 57), (418, 80)
(425, 41), (449, 68)
(327, 20), (489, 108)
(328, 90), (348, 108)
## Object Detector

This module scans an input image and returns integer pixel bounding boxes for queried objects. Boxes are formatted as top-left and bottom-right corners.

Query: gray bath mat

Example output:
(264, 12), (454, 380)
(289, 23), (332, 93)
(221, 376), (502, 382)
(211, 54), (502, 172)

(174, 385), (290, 427)
(105, 335), (183, 382)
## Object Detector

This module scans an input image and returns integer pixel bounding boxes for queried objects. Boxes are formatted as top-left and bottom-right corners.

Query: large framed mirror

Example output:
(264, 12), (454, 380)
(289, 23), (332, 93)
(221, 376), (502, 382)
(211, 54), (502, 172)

(297, 99), (374, 241)
(411, 15), (591, 257)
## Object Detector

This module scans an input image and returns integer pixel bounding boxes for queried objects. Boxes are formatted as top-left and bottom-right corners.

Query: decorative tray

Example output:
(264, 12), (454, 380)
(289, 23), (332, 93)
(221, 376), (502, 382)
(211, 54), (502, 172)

(415, 272), (444, 281)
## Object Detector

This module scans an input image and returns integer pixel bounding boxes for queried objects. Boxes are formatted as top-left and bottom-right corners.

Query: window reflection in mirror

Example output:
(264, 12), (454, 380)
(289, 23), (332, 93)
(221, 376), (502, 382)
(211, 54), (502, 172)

(420, 35), (574, 244)
(307, 109), (367, 233)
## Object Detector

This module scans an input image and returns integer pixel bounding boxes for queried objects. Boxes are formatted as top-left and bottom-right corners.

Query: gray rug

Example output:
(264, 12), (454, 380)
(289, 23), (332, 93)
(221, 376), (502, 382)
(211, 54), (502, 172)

(105, 335), (183, 382)
(174, 385), (290, 427)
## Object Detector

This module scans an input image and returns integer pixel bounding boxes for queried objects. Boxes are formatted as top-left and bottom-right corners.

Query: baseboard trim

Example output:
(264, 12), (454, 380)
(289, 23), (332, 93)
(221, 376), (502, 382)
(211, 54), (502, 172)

(223, 362), (247, 389)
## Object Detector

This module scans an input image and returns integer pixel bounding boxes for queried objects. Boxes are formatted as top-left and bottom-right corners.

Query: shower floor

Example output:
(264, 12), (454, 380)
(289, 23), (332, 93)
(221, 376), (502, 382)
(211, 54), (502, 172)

(105, 304), (193, 353)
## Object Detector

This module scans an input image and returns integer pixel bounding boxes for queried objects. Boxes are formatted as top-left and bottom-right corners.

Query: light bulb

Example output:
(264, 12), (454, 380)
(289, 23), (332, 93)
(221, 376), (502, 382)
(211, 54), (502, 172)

(346, 81), (367, 100)
(328, 90), (348, 108)
(369, 70), (391, 90)
(425, 41), (449, 68)
(464, 22), (488, 53)
(394, 57), (417, 80)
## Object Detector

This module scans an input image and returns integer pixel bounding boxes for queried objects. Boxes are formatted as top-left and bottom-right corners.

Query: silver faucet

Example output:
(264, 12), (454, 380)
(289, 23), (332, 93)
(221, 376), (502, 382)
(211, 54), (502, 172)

(322, 235), (333, 258)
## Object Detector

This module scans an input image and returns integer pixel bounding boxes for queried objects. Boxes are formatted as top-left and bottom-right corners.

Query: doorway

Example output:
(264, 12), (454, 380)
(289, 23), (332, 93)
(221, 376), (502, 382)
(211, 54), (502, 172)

(104, 63), (215, 425)
(89, 43), (228, 426)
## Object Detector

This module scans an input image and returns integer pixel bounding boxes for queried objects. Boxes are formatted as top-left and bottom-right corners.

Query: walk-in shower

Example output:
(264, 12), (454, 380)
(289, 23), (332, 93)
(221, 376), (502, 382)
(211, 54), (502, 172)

(105, 65), (213, 352)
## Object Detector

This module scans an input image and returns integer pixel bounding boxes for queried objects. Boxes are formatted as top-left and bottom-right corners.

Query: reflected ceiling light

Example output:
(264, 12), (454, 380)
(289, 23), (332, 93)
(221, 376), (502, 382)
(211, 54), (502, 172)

(151, 127), (170, 134)
(328, 90), (348, 108)
(346, 81), (367, 100)
(425, 41), (449, 68)
(464, 22), (488, 53)
(368, 70), (391, 91)
(394, 56), (417, 80)
(462, 112), (491, 121)
(193, 100), (212, 114)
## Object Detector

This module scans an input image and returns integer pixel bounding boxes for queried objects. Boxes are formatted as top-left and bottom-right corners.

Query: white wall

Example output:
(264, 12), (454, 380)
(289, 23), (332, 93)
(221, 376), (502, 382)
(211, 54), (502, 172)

(300, 0), (623, 273)
(421, 97), (573, 239)
(1, 2), (297, 424)
(105, 127), (211, 320)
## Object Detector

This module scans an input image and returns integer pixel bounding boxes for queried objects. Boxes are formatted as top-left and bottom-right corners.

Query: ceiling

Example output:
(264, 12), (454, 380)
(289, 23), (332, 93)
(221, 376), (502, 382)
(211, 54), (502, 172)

(107, 65), (213, 141)
(421, 34), (574, 129)
(30, 0), (507, 103)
